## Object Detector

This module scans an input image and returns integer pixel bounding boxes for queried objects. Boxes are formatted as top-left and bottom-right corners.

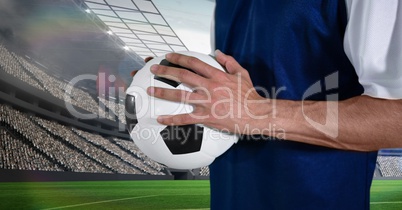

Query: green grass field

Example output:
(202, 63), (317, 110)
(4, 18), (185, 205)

(0, 180), (401, 209)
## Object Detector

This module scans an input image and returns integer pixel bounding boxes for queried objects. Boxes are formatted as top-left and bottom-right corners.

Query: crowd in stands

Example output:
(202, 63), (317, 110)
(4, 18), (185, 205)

(112, 137), (167, 172)
(0, 104), (165, 175)
(72, 128), (163, 175)
(0, 44), (45, 91)
(98, 97), (126, 124)
(377, 156), (402, 177)
(33, 116), (144, 174)
(0, 43), (114, 121)
(199, 166), (210, 176)
(0, 104), (112, 173)
(0, 128), (63, 171)
(0, 43), (169, 175)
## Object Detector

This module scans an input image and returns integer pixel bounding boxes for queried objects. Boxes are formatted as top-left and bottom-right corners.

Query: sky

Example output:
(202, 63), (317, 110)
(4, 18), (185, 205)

(153, 0), (215, 54)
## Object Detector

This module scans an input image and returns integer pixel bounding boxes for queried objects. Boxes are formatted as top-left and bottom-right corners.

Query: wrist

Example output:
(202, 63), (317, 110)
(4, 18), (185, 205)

(256, 99), (296, 139)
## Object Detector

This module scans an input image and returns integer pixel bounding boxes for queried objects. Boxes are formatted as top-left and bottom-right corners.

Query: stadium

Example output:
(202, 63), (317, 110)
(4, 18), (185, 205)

(0, 0), (401, 209)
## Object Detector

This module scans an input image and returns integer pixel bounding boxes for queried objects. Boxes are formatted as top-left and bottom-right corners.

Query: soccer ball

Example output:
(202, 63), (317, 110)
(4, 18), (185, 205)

(125, 51), (238, 169)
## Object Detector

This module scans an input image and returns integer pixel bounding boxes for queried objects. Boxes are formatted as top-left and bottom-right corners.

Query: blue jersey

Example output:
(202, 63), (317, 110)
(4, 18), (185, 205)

(210, 0), (378, 209)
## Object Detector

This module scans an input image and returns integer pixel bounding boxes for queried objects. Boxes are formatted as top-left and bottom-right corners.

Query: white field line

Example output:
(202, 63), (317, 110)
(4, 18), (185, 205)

(42, 195), (158, 210)
(370, 201), (402, 204)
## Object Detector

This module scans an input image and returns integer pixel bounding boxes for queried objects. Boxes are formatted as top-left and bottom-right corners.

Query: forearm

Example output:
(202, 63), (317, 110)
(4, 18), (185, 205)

(261, 95), (402, 151)
(149, 52), (402, 152)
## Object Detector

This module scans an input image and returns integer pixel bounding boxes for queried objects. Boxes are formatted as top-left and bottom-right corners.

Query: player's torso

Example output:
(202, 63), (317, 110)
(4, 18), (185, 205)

(210, 1), (377, 209)
(214, 0), (363, 100)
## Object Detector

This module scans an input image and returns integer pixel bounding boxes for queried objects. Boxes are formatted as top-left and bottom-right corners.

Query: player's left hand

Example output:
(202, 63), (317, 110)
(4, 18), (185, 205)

(147, 50), (271, 135)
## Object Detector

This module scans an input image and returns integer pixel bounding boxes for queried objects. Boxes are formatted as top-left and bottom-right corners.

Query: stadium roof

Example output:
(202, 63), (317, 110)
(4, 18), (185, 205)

(81, 0), (189, 59)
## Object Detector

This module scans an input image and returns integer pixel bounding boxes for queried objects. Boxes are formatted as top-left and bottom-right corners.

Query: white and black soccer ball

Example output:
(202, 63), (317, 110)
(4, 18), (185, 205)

(125, 51), (238, 169)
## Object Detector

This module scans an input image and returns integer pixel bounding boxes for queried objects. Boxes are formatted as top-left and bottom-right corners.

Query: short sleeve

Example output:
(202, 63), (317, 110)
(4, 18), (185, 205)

(344, 0), (402, 99)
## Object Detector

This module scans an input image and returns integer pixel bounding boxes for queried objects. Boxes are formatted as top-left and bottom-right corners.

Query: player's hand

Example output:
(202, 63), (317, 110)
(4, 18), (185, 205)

(147, 50), (272, 135)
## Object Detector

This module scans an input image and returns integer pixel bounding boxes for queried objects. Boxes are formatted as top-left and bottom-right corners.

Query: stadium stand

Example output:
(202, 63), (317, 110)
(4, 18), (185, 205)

(71, 128), (163, 175)
(199, 166), (210, 176)
(0, 42), (169, 177)
(377, 156), (402, 177)
(98, 97), (126, 124)
(111, 137), (167, 172)
(0, 103), (167, 175)
(0, 43), (114, 121)
(32, 116), (143, 174)
(0, 104), (113, 173)
(0, 128), (63, 171)
(0, 44), (45, 91)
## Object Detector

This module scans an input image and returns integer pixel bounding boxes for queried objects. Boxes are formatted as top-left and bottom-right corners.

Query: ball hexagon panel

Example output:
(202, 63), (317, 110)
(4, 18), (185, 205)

(160, 124), (204, 155)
